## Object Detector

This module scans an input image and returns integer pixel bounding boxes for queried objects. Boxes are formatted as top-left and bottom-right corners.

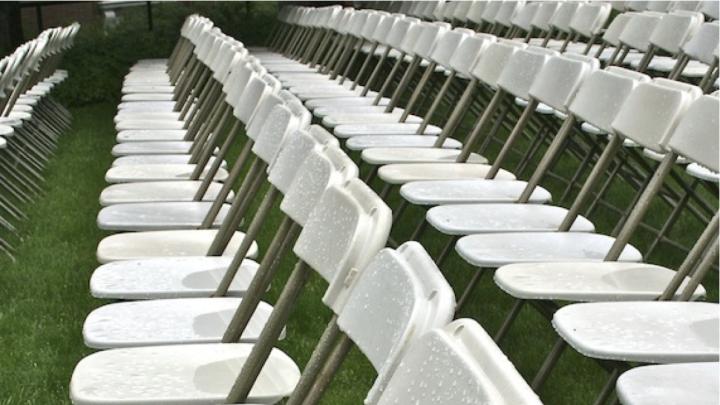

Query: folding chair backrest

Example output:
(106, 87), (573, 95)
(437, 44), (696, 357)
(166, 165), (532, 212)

(550, 1), (583, 34)
(618, 12), (664, 52)
(428, 1), (446, 21)
(245, 93), (283, 141)
(449, 33), (496, 78)
(268, 125), (340, 195)
(280, 145), (358, 225)
(648, 1), (672, 12)
(611, 79), (702, 153)
(429, 27), (472, 67)
(569, 67), (651, 133)
(699, 0), (719, 19)
(399, 21), (429, 55)
(471, 40), (528, 89)
(251, 103), (308, 164)
(377, 319), (542, 405)
(336, 242), (455, 403)
(569, 2), (612, 38)
(651, 11), (704, 54)
(294, 178), (392, 311)
(467, 1), (487, 25)
(497, 46), (559, 100)
(495, 1), (525, 28)
(413, 22), (451, 60)
(529, 53), (599, 112)
(682, 22), (719, 65)
(385, 18), (417, 50)
(453, 1), (473, 23)
(511, 2), (540, 33)
(601, 12), (636, 47)
(665, 94), (720, 172)
(626, 1), (649, 11)
(371, 14), (398, 43)
(361, 11), (385, 41)
(223, 62), (253, 105)
(442, 1), (459, 22)
(670, 1), (702, 12)
(481, 1), (504, 25)
(233, 74), (273, 124)
(531, 1), (561, 33)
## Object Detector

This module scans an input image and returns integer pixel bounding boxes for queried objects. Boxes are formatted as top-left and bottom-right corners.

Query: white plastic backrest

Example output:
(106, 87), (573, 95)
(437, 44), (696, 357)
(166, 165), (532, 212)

(323, 6), (343, 28)
(611, 79), (702, 153)
(400, 1), (417, 16)
(252, 104), (303, 164)
(670, 1), (702, 12)
(626, 1), (649, 11)
(651, 1), (674, 12)
(442, 1), (459, 21)
(278, 89), (302, 107)
(376, 319), (543, 405)
(224, 64), (254, 106)
(511, 2), (539, 32)
(414, 22), (452, 59)
(569, 3), (612, 37)
(651, 11), (704, 54)
(246, 93), (283, 141)
(454, 1), (474, 22)
(399, 22), (427, 54)
(532, 1), (562, 32)
(495, 1), (526, 28)
(529, 53), (599, 112)
(449, 34), (496, 77)
(618, 12), (664, 51)
(471, 40), (528, 89)
(331, 8), (353, 31)
(481, 1), (504, 24)
(386, 18), (416, 49)
(294, 178), (391, 312)
(569, 67), (651, 133)
(467, 1), (487, 24)
(287, 97), (311, 129)
(336, 9), (357, 34)
(700, 0), (720, 19)
(280, 144), (358, 225)
(665, 94), (719, 172)
(497, 46), (558, 100)
(682, 22), (719, 65)
(371, 14), (396, 43)
(362, 12), (385, 40)
(268, 126), (341, 196)
(349, 10), (371, 37)
(601, 12), (636, 46)
(613, 1), (629, 11)
(338, 242), (455, 404)
(430, 1), (447, 20)
(431, 28), (472, 67)
(212, 43), (236, 81)
(550, 1), (587, 32)
(232, 76), (270, 124)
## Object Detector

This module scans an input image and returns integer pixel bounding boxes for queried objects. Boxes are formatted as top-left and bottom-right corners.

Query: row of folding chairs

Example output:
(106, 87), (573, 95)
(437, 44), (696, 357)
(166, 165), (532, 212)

(0, 24), (78, 260)
(69, 5), (717, 405)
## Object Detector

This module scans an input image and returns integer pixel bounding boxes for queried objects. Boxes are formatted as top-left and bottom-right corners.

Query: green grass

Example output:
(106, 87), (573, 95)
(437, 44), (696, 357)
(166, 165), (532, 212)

(0, 63), (718, 405)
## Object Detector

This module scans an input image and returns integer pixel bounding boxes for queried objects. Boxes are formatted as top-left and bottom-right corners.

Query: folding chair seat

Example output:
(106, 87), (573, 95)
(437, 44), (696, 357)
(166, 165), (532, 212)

(616, 362), (719, 405)
(71, 178), (391, 405)
(376, 319), (542, 405)
(344, 134), (462, 151)
(554, 301), (719, 363)
(90, 127), (343, 300)
(99, 180), (230, 206)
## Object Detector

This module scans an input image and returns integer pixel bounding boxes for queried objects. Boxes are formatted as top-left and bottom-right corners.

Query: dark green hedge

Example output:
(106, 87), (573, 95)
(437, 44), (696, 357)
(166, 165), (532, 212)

(54, 1), (278, 107)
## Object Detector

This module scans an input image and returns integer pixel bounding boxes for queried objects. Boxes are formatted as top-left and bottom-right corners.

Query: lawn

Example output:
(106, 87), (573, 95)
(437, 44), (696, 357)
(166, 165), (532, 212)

(0, 5), (717, 404)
